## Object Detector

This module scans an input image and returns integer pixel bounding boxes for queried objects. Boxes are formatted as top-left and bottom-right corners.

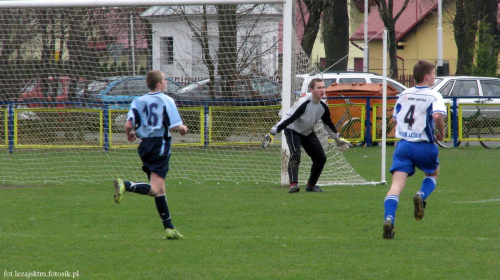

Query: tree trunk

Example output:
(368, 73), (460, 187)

(299, 0), (324, 58)
(323, 0), (349, 71)
(453, 0), (478, 75)
(39, 9), (52, 99)
(217, 5), (238, 98)
(0, 9), (28, 99)
(373, 0), (410, 78)
(387, 24), (398, 79)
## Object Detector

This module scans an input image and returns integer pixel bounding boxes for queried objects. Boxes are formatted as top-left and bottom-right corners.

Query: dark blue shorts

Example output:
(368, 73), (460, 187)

(389, 140), (439, 176)
(138, 137), (171, 180)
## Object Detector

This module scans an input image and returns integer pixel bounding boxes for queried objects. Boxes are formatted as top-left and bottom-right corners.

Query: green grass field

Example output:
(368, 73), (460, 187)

(1, 146), (499, 279)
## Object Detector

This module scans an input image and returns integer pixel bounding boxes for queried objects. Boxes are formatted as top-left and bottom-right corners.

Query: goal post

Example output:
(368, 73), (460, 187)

(0, 0), (376, 186)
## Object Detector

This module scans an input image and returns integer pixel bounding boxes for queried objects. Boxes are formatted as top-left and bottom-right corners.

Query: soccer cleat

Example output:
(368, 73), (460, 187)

(165, 228), (184, 240)
(383, 218), (395, 239)
(413, 193), (427, 221)
(306, 185), (325, 192)
(113, 179), (125, 204)
(288, 185), (300, 193)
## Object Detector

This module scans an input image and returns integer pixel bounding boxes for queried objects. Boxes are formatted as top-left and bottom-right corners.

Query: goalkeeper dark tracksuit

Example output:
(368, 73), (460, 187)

(272, 95), (338, 188)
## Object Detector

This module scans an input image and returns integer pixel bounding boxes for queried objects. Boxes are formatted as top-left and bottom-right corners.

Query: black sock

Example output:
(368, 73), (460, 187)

(124, 181), (151, 195)
(155, 195), (174, 229)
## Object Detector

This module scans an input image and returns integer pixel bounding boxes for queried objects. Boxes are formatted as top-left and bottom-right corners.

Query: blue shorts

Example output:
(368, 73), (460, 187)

(389, 140), (439, 177)
(138, 137), (171, 180)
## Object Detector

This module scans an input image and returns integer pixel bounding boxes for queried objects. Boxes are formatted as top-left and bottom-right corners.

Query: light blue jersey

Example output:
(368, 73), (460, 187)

(127, 92), (183, 139)
(393, 86), (447, 142)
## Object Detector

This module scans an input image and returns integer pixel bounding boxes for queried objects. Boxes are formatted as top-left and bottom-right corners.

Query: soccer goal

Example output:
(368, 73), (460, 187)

(0, 0), (376, 186)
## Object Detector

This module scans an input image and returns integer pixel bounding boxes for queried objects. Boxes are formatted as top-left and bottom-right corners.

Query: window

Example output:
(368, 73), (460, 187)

(480, 80), (500, 96)
(323, 79), (335, 89)
(371, 78), (406, 93)
(439, 81), (455, 96)
(108, 81), (126, 96)
(126, 79), (148, 96)
(451, 80), (478, 97)
(338, 78), (366, 84)
(160, 37), (174, 65)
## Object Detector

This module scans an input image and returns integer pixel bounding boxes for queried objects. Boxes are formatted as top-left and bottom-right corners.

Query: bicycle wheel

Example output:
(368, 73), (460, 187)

(436, 113), (461, 148)
(339, 118), (365, 147)
(478, 118), (500, 149)
(436, 137), (460, 148)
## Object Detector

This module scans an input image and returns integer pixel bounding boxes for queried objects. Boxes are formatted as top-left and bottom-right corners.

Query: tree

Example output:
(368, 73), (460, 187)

(217, 4), (238, 98)
(453, 0), (479, 75)
(373, 0), (410, 78)
(180, 5), (279, 99)
(469, 0), (499, 76)
(296, 0), (350, 71)
(0, 9), (34, 99)
(469, 21), (498, 76)
(322, 0), (349, 71)
(297, 0), (325, 58)
(454, 0), (499, 75)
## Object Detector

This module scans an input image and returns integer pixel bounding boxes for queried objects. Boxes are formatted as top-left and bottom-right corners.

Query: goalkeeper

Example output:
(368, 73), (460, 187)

(262, 78), (350, 193)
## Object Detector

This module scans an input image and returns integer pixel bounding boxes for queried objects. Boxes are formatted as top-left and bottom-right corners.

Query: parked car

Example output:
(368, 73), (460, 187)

(296, 71), (408, 97)
(16, 76), (85, 108)
(171, 75), (281, 106)
(431, 76), (500, 117)
(85, 76), (182, 109)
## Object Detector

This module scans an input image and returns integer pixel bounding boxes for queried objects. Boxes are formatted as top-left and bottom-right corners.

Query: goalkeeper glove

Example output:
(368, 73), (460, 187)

(334, 138), (351, 152)
(330, 132), (351, 152)
(262, 129), (277, 149)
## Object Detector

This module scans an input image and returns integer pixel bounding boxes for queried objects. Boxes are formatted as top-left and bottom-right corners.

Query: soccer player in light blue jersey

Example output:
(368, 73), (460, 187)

(383, 60), (446, 239)
(113, 70), (188, 240)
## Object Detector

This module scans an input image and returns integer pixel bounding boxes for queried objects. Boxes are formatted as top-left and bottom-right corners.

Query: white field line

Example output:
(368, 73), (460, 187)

(452, 198), (500, 204)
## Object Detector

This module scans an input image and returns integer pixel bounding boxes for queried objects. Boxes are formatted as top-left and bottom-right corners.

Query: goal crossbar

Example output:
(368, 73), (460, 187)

(0, 0), (283, 9)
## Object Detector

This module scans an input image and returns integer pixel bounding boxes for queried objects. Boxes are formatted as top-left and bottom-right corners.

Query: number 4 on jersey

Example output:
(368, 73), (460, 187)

(404, 105), (415, 129)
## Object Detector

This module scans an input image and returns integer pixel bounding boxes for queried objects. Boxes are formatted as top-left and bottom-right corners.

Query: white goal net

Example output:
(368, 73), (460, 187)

(0, 1), (372, 186)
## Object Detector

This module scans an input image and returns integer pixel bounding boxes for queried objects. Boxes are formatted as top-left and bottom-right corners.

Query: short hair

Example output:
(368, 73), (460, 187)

(308, 78), (324, 90)
(413, 60), (435, 84)
(146, 70), (164, 91)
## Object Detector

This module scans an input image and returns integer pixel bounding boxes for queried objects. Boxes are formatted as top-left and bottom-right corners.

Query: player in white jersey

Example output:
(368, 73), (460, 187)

(262, 78), (350, 193)
(113, 70), (188, 240)
(383, 60), (446, 239)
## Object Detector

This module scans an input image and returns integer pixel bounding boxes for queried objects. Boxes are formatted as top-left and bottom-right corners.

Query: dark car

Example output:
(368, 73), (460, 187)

(171, 76), (282, 106)
(85, 76), (182, 109)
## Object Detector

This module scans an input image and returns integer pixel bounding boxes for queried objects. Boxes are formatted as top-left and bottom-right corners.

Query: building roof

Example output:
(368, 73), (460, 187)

(350, 0), (438, 41)
(351, 0), (500, 42)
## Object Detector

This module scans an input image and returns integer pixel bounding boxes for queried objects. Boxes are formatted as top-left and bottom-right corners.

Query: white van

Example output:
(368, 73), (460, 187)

(296, 71), (407, 97)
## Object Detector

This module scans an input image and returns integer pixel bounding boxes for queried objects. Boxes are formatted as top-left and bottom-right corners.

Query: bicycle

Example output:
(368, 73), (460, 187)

(372, 106), (397, 145)
(334, 94), (365, 147)
(436, 100), (500, 149)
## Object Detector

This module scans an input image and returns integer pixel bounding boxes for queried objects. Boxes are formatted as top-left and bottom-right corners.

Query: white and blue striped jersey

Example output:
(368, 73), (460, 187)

(126, 92), (183, 139)
(393, 86), (447, 142)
